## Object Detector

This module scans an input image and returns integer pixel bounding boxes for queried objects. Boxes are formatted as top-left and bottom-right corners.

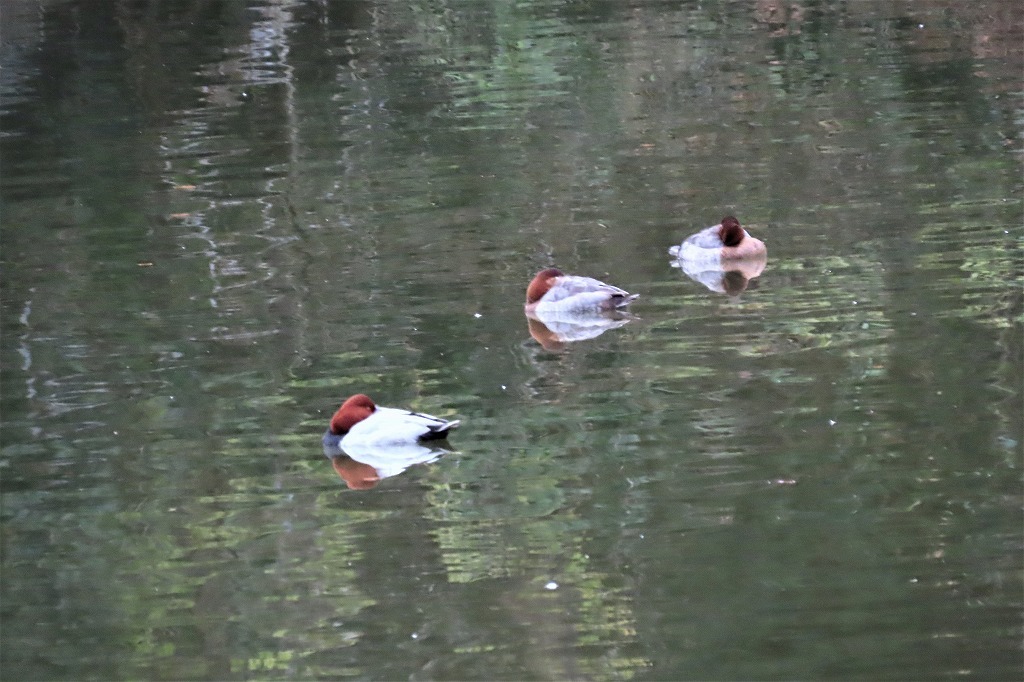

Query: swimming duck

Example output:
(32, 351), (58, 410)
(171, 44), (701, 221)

(322, 394), (460, 450)
(525, 268), (639, 315)
(668, 216), (766, 262)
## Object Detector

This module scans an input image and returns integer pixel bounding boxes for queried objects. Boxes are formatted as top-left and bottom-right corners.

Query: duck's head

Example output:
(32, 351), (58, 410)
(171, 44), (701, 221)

(718, 216), (744, 247)
(329, 393), (377, 435)
(526, 268), (564, 305)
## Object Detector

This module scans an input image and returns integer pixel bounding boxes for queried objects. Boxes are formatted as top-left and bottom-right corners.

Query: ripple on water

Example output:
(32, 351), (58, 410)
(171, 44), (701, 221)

(638, 249), (895, 392)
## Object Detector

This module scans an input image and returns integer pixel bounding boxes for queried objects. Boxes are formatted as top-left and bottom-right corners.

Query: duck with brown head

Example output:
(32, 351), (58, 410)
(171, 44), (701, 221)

(323, 393), (460, 450)
(669, 216), (767, 262)
(322, 394), (459, 489)
(668, 216), (768, 294)
(524, 268), (639, 314)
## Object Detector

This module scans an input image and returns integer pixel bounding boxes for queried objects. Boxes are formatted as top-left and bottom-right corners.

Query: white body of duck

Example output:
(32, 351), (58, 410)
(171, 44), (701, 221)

(668, 216), (767, 265)
(524, 268), (639, 315)
(322, 394), (460, 450)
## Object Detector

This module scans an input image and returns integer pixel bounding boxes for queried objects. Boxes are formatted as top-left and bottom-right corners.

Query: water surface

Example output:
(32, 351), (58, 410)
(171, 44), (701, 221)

(1, 1), (1021, 679)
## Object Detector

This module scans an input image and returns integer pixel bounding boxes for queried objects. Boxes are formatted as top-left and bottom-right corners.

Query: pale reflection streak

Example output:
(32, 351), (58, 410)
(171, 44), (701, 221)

(17, 295), (36, 402)
(12, 288), (116, 420)
(425, 496), (652, 678)
(161, 3), (302, 339)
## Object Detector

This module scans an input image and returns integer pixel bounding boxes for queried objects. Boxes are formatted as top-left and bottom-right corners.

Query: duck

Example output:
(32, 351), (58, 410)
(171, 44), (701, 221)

(668, 216), (767, 263)
(322, 393), (460, 450)
(524, 268), (639, 315)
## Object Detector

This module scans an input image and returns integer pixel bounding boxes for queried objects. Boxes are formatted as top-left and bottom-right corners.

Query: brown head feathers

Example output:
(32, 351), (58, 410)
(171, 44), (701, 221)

(526, 268), (564, 304)
(718, 216), (744, 247)
(329, 394), (377, 435)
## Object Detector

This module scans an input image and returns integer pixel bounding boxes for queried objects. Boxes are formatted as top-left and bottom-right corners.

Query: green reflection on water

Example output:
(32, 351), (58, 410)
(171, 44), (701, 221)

(1, 0), (1021, 680)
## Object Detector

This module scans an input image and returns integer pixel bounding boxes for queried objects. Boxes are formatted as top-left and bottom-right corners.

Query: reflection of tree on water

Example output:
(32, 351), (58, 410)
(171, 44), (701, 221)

(422, 450), (652, 678)
(2, 0), (1020, 679)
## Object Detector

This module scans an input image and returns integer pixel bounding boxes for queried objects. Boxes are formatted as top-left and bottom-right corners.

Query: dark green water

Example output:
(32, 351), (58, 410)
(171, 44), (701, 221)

(1, 1), (1021, 679)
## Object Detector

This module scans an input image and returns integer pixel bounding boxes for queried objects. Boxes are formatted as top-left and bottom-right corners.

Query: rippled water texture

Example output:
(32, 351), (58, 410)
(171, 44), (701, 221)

(1, 1), (1021, 679)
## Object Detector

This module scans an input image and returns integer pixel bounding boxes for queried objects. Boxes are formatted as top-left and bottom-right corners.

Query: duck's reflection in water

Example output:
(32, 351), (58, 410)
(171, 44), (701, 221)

(526, 309), (635, 351)
(324, 441), (452, 490)
(671, 254), (767, 295)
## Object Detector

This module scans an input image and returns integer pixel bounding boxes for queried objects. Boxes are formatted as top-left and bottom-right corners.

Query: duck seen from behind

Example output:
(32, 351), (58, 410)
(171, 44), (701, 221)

(323, 393), (460, 450)
(524, 268), (639, 315)
(668, 216), (766, 262)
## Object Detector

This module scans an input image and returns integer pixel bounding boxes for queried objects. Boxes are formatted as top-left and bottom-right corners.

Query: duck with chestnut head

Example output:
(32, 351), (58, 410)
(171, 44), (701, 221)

(322, 394), (459, 489)
(668, 216), (767, 294)
(323, 393), (460, 450)
(524, 268), (638, 315)
(668, 216), (766, 263)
